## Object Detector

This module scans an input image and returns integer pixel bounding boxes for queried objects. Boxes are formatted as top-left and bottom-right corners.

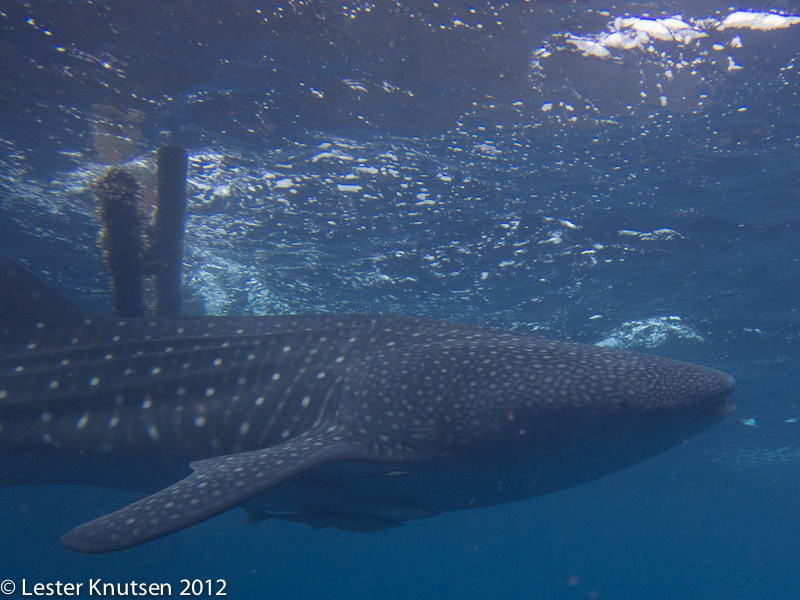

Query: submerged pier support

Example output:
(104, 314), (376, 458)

(96, 146), (188, 318)
(95, 169), (145, 318)
(152, 146), (188, 317)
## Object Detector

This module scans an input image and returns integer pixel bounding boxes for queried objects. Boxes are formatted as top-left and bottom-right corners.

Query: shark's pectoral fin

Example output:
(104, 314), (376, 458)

(61, 428), (364, 553)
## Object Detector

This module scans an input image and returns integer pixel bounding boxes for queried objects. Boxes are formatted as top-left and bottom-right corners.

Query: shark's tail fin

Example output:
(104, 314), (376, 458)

(0, 254), (95, 354)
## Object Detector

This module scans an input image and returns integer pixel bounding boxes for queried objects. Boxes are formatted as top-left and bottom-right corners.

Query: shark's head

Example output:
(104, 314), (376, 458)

(342, 327), (735, 462)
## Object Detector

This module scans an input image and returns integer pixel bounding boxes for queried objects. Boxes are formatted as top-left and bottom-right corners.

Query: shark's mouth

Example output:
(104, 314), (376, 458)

(691, 401), (737, 424)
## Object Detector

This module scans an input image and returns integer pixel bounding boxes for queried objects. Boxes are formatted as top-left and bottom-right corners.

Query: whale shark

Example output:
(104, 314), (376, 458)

(0, 253), (735, 553)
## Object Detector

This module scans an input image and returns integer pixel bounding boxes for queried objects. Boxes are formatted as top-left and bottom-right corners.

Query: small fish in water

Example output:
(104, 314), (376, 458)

(0, 253), (735, 553)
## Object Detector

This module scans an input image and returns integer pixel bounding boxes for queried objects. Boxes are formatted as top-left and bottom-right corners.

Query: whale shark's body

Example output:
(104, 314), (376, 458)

(0, 254), (735, 553)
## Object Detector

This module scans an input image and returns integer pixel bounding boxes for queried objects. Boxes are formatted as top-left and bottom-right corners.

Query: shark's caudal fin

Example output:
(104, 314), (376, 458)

(0, 254), (96, 353)
(61, 428), (366, 554)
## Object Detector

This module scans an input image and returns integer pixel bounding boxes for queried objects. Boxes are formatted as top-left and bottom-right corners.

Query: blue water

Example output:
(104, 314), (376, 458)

(1, 0), (799, 598)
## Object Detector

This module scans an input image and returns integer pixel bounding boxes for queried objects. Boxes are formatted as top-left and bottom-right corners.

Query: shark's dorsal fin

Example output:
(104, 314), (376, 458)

(0, 254), (96, 352)
(61, 427), (365, 553)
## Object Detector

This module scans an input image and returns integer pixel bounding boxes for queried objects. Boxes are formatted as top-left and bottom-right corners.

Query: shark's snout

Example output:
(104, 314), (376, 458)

(708, 369), (736, 397)
(690, 369), (736, 424)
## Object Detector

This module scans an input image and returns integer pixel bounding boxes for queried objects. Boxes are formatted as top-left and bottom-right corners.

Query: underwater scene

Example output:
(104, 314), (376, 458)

(0, 1), (798, 598)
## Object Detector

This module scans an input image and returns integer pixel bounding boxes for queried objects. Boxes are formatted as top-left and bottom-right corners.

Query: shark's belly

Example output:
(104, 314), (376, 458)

(244, 434), (667, 531)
